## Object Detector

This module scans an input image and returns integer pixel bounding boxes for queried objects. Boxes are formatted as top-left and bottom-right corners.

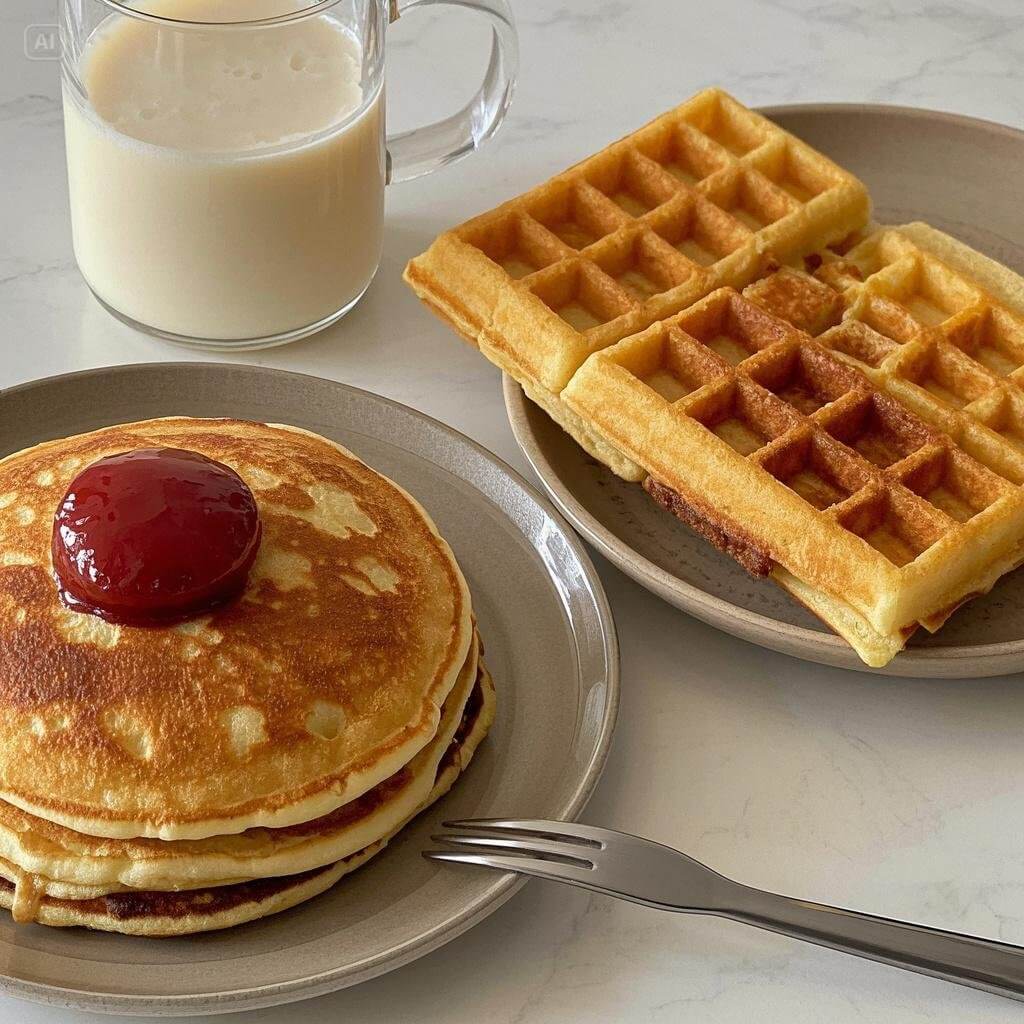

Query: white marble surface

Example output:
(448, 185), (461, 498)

(3, 0), (1024, 1020)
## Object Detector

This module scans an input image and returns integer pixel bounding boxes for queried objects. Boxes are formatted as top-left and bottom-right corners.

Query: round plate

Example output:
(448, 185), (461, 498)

(504, 103), (1024, 678)
(0, 363), (618, 1015)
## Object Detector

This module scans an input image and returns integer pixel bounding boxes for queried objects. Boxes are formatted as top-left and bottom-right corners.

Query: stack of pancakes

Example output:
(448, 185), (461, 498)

(0, 418), (493, 935)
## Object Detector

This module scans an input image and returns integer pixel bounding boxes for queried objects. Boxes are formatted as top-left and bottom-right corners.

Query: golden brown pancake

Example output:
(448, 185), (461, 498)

(0, 635), (484, 894)
(0, 665), (496, 935)
(0, 418), (473, 840)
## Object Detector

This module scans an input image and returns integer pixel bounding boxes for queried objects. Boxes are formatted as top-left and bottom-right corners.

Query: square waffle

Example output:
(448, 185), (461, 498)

(790, 224), (1024, 486)
(565, 276), (1024, 667)
(405, 88), (869, 481)
(563, 231), (1024, 666)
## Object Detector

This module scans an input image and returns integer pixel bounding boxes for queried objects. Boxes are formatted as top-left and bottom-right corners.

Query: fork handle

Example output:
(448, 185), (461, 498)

(725, 884), (1024, 1001)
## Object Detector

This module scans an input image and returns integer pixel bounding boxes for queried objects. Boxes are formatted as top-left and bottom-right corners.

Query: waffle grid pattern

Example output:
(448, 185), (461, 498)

(409, 89), (869, 394)
(562, 261), (1024, 664)
(578, 282), (1017, 574)
(803, 229), (1024, 486)
(405, 89), (1024, 665)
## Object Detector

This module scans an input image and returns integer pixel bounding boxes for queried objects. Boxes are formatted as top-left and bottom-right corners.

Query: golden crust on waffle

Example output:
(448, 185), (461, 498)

(405, 86), (1024, 665)
(798, 223), (1024, 486)
(405, 87), (869, 400)
(565, 229), (1024, 667)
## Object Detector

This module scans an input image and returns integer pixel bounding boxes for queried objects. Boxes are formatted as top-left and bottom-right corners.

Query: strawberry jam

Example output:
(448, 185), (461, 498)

(52, 448), (261, 625)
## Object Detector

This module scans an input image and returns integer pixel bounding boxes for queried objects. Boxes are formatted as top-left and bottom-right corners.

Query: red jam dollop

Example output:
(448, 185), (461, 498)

(51, 447), (262, 626)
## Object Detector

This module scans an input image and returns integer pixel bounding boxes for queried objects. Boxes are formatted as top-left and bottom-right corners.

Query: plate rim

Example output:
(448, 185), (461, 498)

(498, 100), (1024, 678)
(0, 362), (620, 1015)
(757, 98), (1024, 145)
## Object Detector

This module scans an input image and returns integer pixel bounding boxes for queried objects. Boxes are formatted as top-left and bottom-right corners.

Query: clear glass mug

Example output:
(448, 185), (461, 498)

(59, 0), (517, 350)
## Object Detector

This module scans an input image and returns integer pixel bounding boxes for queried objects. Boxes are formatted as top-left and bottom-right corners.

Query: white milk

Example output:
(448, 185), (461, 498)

(63, 0), (385, 341)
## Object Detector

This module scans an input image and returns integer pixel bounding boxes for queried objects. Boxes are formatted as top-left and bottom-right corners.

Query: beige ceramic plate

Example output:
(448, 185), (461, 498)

(0, 363), (618, 1015)
(505, 103), (1024, 678)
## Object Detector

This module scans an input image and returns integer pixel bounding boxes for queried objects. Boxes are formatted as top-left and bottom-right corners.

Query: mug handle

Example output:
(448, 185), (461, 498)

(385, 0), (518, 184)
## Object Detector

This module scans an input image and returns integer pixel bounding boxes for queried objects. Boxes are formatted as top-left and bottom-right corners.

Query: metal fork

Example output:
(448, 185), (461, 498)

(426, 819), (1024, 1002)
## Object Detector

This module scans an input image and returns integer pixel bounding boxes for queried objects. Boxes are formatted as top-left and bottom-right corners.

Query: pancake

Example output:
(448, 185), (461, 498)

(0, 634), (484, 893)
(0, 665), (496, 935)
(0, 418), (473, 840)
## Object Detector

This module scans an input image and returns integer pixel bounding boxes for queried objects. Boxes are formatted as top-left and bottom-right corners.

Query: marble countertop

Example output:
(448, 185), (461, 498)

(3, 0), (1024, 1020)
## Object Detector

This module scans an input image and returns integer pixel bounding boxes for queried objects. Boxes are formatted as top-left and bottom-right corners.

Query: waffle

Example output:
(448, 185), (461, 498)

(405, 88), (869, 481)
(405, 88), (1024, 666)
(791, 223), (1024, 486)
(563, 235), (1024, 666)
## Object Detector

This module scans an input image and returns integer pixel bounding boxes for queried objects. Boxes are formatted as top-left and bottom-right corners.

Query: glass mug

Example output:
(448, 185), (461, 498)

(59, 0), (517, 349)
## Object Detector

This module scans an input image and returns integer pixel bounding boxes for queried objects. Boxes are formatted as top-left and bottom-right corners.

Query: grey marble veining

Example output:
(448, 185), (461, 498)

(2, 0), (1024, 1020)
